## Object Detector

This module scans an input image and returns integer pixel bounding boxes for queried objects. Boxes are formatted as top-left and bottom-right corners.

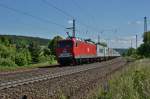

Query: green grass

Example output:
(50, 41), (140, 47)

(91, 58), (150, 99)
(0, 60), (57, 72)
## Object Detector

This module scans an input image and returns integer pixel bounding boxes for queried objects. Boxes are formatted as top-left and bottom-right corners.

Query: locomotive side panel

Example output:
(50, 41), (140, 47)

(73, 40), (97, 59)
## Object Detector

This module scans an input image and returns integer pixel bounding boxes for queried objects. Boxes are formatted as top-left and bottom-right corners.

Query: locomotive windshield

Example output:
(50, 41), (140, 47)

(57, 41), (73, 48)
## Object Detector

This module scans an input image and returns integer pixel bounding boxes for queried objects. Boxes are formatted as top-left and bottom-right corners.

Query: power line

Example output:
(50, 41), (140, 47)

(41, 0), (102, 34)
(41, 0), (74, 19)
(71, 0), (114, 34)
(42, 0), (92, 34)
(71, 0), (96, 26)
(72, 0), (95, 18)
(0, 3), (66, 29)
(0, 2), (116, 39)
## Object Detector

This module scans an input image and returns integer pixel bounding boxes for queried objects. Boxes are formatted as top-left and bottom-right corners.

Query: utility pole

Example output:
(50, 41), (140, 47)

(98, 34), (100, 43)
(73, 19), (75, 38)
(131, 39), (133, 48)
(66, 19), (76, 38)
(144, 16), (148, 43)
(144, 16), (147, 33)
(136, 35), (138, 49)
(98, 31), (103, 44)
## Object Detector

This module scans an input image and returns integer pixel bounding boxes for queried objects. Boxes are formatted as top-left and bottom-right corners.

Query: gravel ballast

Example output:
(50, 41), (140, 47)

(0, 57), (126, 99)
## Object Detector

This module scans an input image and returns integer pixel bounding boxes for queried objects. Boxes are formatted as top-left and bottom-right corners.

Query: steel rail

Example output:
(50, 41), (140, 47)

(0, 58), (125, 90)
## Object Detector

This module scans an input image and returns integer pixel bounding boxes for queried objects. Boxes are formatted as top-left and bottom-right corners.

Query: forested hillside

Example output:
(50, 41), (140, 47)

(0, 35), (49, 46)
(114, 48), (128, 55)
(0, 35), (63, 71)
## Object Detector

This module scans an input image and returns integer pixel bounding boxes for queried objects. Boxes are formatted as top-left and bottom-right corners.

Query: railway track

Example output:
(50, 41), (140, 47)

(0, 57), (126, 91)
(71, 61), (126, 99)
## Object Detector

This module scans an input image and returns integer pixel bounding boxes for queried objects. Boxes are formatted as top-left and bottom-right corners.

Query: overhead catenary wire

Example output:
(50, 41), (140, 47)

(0, 2), (85, 37)
(71, 0), (97, 29)
(42, 0), (88, 35)
(41, 0), (103, 34)
(0, 3), (66, 29)
(71, 0), (118, 34)
(0, 1), (115, 41)
(71, 0), (95, 20)
(41, 0), (74, 19)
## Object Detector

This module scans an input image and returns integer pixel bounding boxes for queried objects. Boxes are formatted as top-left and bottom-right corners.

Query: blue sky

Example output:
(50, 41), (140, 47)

(0, 0), (149, 48)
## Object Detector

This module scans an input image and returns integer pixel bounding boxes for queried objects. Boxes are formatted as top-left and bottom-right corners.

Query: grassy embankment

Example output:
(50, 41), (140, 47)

(0, 61), (57, 72)
(91, 58), (150, 99)
(0, 35), (58, 72)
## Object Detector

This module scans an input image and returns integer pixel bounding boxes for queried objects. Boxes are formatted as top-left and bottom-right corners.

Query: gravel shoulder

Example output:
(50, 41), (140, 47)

(0, 57), (126, 99)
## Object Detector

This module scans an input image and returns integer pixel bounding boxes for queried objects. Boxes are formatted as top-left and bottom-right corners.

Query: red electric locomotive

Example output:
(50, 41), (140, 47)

(56, 37), (96, 65)
(55, 19), (120, 65)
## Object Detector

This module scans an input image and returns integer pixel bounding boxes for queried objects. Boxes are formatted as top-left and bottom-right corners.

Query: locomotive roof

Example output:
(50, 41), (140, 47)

(58, 37), (97, 45)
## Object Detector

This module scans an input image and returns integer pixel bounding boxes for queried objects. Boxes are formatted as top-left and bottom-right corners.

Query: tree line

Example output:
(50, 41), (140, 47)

(0, 35), (50, 46)
(0, 35), (63, 67)
(124, 31), (150, 58)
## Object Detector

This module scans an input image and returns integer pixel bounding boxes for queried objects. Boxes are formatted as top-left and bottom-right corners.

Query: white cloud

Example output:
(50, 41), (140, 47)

(128, 20), (143, 25)
(115, 36), (136, 41)
(106, 36), (143, 48)
(68, 20), (73, 24)
(136, 21), (142, 25)
(93, 35), (143, 48)
(127, 21), (132, 25)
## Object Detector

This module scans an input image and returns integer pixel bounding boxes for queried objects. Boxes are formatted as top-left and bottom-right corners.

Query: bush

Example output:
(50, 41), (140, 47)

(130, 54), (143, 60)
(93, 59), (150, 99)
(21, 49), (32, 64)
(15, 53), (28, 66)
(132, 70), (148, 99)
(126, 48), (136, 56)
(28, 42), (41, 63)
(38, 55), (47, 63)
(38, 55), (56, 64)
(137, 43), (150, 57)
(43, 47), (51, 56)
(0, 58), (17, 67)
(0, 44), (16, 60)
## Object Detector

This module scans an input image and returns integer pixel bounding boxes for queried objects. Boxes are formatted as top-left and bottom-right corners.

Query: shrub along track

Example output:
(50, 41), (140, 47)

(0, 57), (127, 99)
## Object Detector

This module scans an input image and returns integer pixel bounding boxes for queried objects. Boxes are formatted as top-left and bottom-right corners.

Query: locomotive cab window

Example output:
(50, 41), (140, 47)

(57, 41), (73, 48)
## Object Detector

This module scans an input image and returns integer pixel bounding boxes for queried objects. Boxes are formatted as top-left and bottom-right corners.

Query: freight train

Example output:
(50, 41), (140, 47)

(56, 37), (120, 65)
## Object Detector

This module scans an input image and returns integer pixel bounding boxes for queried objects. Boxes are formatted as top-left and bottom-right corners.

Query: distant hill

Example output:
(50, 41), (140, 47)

(0, 35), (50, 46)
(114, 48), (128, 55)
